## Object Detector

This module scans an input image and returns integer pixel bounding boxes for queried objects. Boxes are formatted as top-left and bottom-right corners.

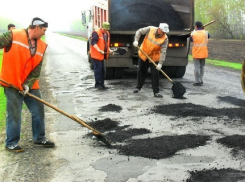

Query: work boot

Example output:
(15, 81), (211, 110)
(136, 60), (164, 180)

(154, 93), (163, 98)
(34, 140), (55, 148)
(193, 83), (202, 86)
(102, 85), (109, 89)
(133, 88), (140, 93)
(5, 145), (24, 153)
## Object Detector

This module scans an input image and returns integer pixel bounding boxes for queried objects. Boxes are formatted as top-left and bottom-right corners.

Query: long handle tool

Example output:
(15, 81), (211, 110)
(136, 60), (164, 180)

(137, 46), (186, 98)
(105, 48), (127, 55)
(0, 79), (112, 146)
(202, 20), (216, 28)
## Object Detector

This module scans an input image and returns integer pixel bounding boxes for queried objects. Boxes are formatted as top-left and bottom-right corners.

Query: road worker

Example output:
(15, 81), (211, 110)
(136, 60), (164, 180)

(90, 22), (114, 89)
(133, 23), (169, 98)
(190, 21), (210, 86)
(0, 17), (55, 152)
(241, 60), (245, 94)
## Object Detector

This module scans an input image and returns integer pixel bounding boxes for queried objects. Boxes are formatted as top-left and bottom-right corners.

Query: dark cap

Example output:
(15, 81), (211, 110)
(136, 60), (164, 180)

(195, 21), (203, 28)
(30, 17), (48, 27)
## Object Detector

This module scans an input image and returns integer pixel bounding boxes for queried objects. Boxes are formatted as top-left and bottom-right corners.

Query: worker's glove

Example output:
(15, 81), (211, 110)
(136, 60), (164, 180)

(99, 50), (104, 55)
(20, 85), (29, 96)
(133, 41), (138, 47)
(156, 63), (162, 71)
(110, 51), (115, 55)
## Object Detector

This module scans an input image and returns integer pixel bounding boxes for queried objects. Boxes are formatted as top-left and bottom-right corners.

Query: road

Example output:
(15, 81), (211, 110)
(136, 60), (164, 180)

(1, 32), (245, 182)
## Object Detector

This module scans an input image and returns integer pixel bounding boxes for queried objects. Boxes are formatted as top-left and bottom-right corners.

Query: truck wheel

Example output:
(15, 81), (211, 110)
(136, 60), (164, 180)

(175, 66), (186, 78)
(114, 68), (124, 79)
(105, 68), (114, 80)
(161, 66), (176, 78)
(88, 54), (94, 70)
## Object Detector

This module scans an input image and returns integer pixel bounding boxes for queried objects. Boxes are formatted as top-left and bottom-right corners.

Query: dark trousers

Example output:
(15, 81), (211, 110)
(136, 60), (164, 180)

(136, 58), (160, 94)
(93, 59), (105, 88)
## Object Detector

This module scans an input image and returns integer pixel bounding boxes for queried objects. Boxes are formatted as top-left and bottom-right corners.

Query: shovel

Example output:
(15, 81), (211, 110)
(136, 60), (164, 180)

(0, 79), (112, 146)
(137, 46), (186, 98)
(104, 48), (127, 55)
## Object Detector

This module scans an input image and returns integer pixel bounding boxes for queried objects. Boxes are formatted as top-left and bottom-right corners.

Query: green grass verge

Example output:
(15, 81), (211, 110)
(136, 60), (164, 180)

(57, 33), (87, 41)
(188, 55), (242, 70)
(0, 49), (6, 133)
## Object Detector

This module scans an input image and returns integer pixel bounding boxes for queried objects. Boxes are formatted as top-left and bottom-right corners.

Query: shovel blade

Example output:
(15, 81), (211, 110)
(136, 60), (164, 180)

(172, 82), (186, 98)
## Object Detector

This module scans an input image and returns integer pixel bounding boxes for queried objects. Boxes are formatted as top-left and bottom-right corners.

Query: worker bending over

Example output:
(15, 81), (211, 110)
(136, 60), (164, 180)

(133, 23), (169, 98)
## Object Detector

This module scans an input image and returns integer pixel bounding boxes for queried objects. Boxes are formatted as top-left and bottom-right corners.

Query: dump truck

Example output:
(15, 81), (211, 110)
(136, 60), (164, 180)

(82, 0), (194, 79)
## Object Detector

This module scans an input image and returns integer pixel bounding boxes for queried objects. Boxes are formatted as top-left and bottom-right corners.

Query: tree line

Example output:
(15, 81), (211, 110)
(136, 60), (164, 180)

(0, 17), (23, 33)
(195, 0), (245, 39)
(1, 0), (245, 40)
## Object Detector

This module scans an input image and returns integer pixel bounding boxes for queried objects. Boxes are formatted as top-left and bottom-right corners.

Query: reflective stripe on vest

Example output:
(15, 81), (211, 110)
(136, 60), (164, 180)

(0, 29), (47, 90)
(138, 27), (167, 62)
(90, 29), (110, 61)
(192, 30), (208, 59)
(12, 40), (44, 57)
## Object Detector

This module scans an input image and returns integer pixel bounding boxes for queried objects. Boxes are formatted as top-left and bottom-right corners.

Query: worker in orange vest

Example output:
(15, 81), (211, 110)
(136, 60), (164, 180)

(0, 17), (55, 152)
(191, 21), (210, 86)
(133, 23), (169, 98)
(241, 60), (245, 94)
(90, 22), (114, 89)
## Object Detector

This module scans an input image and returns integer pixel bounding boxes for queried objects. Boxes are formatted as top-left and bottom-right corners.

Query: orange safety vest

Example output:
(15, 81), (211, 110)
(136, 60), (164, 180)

(0, 29), (47, 90)
(138, 27), (167, 62)
(90, 29), (110, 61)
(191, 30), (208, 59)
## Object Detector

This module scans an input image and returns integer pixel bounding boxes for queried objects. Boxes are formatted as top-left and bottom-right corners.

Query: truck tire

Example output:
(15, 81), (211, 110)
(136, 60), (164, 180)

(105, 67), (114, 80)
(89, 54), (94, 70)
(161, 66), (176, 78)
(175, 66), (186, 78)
(114, 68), (124, 79)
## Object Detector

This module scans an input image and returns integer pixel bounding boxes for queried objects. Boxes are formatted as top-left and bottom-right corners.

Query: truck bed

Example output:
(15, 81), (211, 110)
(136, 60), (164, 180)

(109, 0), (193, 32)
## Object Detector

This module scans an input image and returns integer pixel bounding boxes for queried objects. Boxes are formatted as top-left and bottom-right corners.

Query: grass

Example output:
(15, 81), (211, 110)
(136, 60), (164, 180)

(188, 55), (242, 70)
(57, 33), (87, 41)
(0, 49), (6, 134)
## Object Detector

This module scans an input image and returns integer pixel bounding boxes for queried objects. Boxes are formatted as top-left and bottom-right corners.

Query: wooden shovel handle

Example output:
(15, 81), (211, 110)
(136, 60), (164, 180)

(0, 78), (102, 135)
(202, 20), (216, 28)
(137, 46), (173, 83)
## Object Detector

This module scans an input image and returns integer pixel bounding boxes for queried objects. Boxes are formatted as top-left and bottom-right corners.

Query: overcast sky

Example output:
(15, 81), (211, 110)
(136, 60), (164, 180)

(0, 0), (98, 31)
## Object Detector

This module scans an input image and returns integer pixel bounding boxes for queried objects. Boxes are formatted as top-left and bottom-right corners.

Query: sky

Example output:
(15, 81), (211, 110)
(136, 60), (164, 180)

(0, 0), (100, 31)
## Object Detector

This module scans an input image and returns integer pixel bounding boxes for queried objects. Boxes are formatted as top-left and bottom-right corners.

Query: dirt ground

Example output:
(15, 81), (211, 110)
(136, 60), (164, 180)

(190, 39), (245, 63)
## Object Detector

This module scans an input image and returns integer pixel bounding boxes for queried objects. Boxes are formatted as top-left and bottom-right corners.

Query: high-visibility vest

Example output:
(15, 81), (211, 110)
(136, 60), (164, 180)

(138, 27), (167, 62)
(90, 29), (110, 61)
(191, 30), (208, 59)
(0, 29), (47, 90)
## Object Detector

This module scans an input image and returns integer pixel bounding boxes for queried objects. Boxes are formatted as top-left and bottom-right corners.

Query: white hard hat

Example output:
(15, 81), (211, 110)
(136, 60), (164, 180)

(159, 23), (169, 33)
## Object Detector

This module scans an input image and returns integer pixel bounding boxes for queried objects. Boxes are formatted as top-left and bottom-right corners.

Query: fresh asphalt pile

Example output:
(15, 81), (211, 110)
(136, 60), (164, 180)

(86, 96), (245, 180)
(186, 169), (245, 182)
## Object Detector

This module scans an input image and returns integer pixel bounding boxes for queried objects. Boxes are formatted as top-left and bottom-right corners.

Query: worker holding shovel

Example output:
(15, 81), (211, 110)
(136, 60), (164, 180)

(90, 22), (114, 89)
(133, 23), (169, 98)
(0, 17), (55, 152)
(190, 21), (210, 86)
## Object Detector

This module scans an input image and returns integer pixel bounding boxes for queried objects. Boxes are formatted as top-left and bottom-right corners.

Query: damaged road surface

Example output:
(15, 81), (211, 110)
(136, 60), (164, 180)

(1, 32), (245, 182)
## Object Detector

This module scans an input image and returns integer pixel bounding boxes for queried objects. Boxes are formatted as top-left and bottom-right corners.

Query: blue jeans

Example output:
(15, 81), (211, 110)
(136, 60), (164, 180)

(4, 88), (46, 147)
(93, 59), (105, 88)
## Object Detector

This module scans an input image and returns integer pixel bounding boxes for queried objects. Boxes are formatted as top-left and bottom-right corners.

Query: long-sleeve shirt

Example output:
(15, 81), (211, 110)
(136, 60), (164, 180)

(134, 26), (168, 64)
(0, 29), (43, 88)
